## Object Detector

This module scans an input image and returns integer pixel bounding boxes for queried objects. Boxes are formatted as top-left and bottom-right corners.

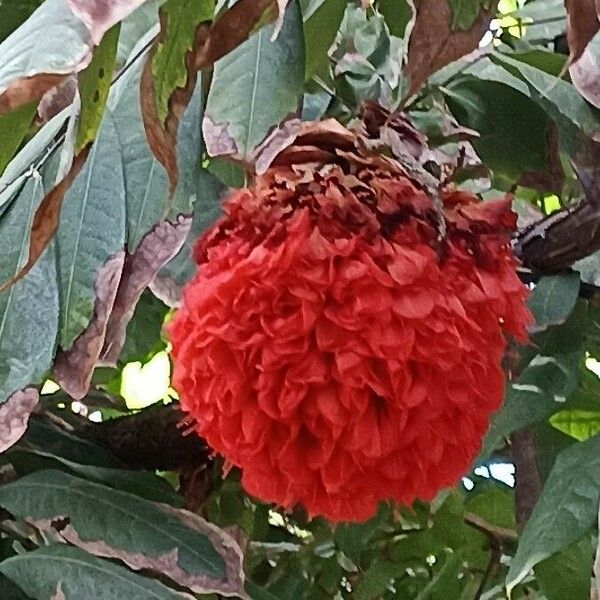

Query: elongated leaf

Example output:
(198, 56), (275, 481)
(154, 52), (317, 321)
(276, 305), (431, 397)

(203, 0), (304, 165)
(0, 175), (58, 403)
(57, 114), (126, 349)
(151, 0), (215, 124)
(7, 448), (183, 506)
(76, 24), (120, 152)
(550, 409), (600, 441)
(303, 0), (346, 83)
(0, 470), (244, 596)
(0, 545), (194, 600)
(506, 434), (600, 592)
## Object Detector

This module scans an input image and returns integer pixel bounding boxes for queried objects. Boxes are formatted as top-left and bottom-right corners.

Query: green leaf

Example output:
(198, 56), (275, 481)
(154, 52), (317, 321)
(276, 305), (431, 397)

(76, 24), (120, 152)
(506, 434), (600, 592)
(528, 273), (581, 329)
(0, 470), (244, 595)
(0, 545), (197, 600)
(0, 0), (43, 44)
(57, 114), (126, 349)
(535, 537), (592, 600)
(550, 409), (600, 442)
(355, 562), (399, 600)
(0, 176), (59, 403)
(415, 554), (461, 600)
(6, 448), (183, 507)
(152, 0), (215, 123)
(482, 351), (582, 456)
(119, 291), (168, 364)
(444, 77), (550, 188)
(0, 102), (37, 177)
(377, 0), (412, 38)
(466, 487), (515, 530)
(303, 0), (347, 83)
(448, 0), (492, 30)
(204, 0), (304, 164)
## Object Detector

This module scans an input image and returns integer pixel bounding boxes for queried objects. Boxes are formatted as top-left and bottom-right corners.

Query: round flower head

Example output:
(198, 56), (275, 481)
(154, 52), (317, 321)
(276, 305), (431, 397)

(168, 116), (530, 522)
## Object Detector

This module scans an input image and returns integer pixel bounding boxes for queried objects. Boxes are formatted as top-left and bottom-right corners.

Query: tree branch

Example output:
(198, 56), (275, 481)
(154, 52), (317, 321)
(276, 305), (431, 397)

(511, 429), (542, 529)
(78, 403), (210, 471)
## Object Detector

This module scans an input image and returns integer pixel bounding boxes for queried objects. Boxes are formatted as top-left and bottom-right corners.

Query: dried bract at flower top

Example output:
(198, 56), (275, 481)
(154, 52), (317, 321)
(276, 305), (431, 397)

(168, 113), (531, 523)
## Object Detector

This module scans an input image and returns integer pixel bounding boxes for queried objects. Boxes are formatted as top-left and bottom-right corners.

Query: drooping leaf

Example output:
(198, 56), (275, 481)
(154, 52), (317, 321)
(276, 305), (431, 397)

(0, 545), (196, 600)
(203, 0), (304, 166)
(76, 23), (120, 152)
(0, 0), (147, 115)
(141, 0), (280, 193)
(0, 176), (59, 403)
(0, 470), (245, 596)
(565, 0), (599, 65)
(101, 216), (191, 365)
(57, 114), (126, 350)
(506, 433), (600, 592)
(53, 251), (125, 400)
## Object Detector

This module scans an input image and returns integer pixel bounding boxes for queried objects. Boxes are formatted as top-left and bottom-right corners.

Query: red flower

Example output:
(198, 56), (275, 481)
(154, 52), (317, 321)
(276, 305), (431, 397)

(168, 121), (530, 523)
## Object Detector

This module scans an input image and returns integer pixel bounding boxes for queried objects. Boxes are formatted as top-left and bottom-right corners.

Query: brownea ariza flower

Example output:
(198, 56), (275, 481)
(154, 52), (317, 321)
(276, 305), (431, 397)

(168, 111), (530, 523)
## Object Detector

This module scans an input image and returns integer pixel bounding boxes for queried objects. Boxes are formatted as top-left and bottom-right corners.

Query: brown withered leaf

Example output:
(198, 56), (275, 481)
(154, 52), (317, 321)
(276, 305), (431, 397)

(0, 388), (39, 453)
(142, 0), (277, 191)
(53, 251), (125, 400)
(404, 0), (497, 98)
(100, 216), (192, 366)
(68, 0), (150, 44)
(0, 147), (90, 292)
(0, 74), (64, 116)
(565, 0), (600, 64)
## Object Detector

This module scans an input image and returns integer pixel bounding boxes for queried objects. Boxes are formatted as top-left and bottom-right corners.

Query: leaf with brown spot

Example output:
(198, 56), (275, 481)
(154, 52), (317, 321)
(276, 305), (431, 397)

(0, 470), (246, 597)
(0, 146), (89, 292)
(141, 0), (278, 194)
(53, 251), (125, 401)
(0, 388), (38, 453)
(0, 0), (148, 116)
(404, 0), (497, 99)
(100, 216), (192, 366)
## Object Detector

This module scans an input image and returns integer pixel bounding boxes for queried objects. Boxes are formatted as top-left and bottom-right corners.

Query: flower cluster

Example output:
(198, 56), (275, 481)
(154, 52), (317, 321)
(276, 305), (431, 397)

(168, 119), (530, 522)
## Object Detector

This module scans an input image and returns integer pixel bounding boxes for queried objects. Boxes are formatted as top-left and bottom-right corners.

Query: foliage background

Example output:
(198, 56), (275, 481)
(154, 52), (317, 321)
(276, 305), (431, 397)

(1, 0), (600, 598)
